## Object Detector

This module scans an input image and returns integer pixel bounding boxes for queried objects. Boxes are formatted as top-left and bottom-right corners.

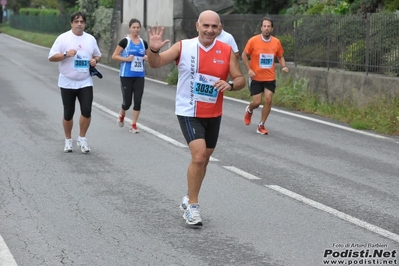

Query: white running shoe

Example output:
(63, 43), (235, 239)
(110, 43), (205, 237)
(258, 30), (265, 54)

(183, 204), (203, 226)
(77, 137), (91, 153)
(129, 123), (139, 133)
(179, 196), (189, 212)
(117, 113), (124, 127)
(64, 139), (73, 153)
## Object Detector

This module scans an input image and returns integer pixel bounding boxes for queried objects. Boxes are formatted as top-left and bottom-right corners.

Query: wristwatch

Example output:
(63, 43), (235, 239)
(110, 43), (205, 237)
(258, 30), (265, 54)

(228, 81), (234, 91)
(63, 51), (67, 59)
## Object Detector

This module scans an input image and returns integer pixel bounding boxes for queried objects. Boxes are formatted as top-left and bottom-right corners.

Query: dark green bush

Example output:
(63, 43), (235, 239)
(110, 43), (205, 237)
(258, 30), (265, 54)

(306, 3), (325, 15)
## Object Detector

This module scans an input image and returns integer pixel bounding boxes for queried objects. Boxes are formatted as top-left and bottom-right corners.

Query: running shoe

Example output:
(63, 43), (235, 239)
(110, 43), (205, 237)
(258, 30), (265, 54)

(64, 139), (73, 153)
(77, 137), (91, 153)
(117, 113), (125, 127)
(130, 123), (139, 133)
(256, 124), (268, 135)
(183, 204), (203, 226)
(244, 106), (253, 125)
(179, 196), (189, 212)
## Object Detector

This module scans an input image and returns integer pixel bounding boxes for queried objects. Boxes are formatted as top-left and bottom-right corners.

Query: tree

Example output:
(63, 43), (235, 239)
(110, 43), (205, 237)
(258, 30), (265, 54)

(233, 0), (290, 14)
(7, 0), (31, 13)
(77, 0), (99, 35)
(57, 0), (77, 14)
(31, 0), (58, 8)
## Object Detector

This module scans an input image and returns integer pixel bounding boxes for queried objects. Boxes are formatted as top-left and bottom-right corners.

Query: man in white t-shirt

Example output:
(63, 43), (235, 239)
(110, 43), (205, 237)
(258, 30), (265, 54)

(216, 19), (239, 59)
(48, 11), (102, 154)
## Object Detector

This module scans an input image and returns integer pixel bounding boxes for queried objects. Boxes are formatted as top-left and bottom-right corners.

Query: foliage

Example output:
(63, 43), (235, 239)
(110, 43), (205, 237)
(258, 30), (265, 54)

(30, 0), (58, 8)
(277, 34), (294, 59)
(274, 72), (399, 135)
(306, 3), (326, 14)
(341, 40), (366, 71)
(349, 0), (381, 13)
(77, 0), (98, 35)
(19, 8), (59, 16)
(383, 0), (399, 10)
(99, 0), (115, 8)
(0, 25), (57, 47)
(233, 0), (290, 14)
(381, 45), (399, 76)
(166, 67), (179, 85)
(6, 0), (31, 13)
(92, 6), (113, 51)
(57, 0), (78, 14)
(332, 1), (350, 14)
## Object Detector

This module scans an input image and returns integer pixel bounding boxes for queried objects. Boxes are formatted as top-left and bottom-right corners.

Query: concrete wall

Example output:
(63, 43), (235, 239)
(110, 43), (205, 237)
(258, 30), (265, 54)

(280, 64), (399, 107)
(113, 0), (175, 81)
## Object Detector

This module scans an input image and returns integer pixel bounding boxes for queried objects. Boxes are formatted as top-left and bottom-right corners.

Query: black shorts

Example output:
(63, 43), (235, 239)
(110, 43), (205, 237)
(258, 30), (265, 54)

(249, 80), (276, 95)
(177, 116), (222, 149)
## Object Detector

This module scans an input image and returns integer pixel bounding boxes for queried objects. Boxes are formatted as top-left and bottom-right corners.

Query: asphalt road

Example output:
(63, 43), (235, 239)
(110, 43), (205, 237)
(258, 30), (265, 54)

(0, 34), (398, 266)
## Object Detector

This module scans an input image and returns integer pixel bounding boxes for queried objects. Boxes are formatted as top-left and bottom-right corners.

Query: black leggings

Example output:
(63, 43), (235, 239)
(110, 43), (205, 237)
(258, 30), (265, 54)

(120, 77), (145, 111)
(60, 86), (93, 121)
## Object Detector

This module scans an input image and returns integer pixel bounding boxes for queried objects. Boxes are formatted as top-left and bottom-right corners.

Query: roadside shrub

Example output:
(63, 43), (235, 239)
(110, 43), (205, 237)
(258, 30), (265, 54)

(306, 3), (325, 15)
(92, 7), (113, 51)
(99, 0), (116, 8)
(341, 40), (366, 71)
(277, 34), (294, 60)
(381, 45), (399, 76)
(19, 8), (59, 16)
(166, 67), (178, 85)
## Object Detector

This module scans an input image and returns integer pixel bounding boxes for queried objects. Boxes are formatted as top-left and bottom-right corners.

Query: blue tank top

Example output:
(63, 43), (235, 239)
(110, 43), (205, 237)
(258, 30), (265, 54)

(119, 37), (146, 77)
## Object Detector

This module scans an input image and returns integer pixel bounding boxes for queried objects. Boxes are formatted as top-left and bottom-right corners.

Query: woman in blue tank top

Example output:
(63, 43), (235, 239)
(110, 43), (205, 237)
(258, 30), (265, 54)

(111, 18), (148, 133)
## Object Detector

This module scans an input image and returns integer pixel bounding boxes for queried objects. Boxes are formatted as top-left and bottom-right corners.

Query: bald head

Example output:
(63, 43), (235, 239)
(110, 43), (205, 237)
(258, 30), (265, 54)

(198, 10), (220, 24)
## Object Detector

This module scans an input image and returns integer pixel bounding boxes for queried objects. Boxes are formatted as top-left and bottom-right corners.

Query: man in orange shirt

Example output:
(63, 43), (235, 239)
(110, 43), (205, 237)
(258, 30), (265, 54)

(242, 17), (289, 134)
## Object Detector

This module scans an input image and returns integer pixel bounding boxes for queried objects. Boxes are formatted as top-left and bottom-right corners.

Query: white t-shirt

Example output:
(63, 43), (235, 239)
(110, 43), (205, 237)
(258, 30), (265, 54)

(48, 30), (102, 89)
(216, 29), (239, 53)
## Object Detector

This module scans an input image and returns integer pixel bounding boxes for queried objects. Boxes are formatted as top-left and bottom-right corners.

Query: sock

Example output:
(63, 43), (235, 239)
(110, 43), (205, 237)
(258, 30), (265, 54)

(259, 122), (264, 126)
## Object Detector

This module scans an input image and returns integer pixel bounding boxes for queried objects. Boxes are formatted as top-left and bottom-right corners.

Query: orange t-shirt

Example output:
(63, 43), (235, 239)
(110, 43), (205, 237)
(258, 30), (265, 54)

(244, 35), (284, 81)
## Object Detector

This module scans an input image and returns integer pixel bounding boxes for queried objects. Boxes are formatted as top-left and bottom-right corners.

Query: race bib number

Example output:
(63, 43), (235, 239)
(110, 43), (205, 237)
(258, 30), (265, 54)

(259, 53), (274, 69)
(74, 59), (89, 72)
(130, 56), (144, 72)
(193, 73), (220, 103)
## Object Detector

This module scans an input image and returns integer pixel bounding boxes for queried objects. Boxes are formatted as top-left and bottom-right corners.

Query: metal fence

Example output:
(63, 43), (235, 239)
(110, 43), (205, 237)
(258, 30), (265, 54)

(9, 12), (399, 77)
(183, 13), (399, 76)
(10, 14), (71, 34)
(184, 13), (399, 77)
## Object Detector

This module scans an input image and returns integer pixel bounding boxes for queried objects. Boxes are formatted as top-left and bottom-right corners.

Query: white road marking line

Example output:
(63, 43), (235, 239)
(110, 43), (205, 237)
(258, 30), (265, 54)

(13, 34), (396, 143)
(223, 166), (261, 180)
(93, 102), (220, 160)
(0, 234), (18, 266)
(266, 185), (399, 243)
(93, 102), (187, 148)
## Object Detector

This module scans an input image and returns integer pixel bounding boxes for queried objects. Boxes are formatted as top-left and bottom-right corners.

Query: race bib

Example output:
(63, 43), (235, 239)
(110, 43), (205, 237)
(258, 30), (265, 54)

(130, 56), (144, 72)
(74, 59), (89, 72)
(259, 53), (274, 69)
(193, 73), (220, 103)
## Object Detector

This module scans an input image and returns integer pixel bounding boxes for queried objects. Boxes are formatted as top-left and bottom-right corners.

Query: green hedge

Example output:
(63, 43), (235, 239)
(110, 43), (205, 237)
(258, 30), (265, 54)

(19, 8), (60, 16)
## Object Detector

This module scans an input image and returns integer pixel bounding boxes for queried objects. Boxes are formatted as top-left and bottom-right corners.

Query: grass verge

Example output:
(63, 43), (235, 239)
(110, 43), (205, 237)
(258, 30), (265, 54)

(0, 25), (57, 48)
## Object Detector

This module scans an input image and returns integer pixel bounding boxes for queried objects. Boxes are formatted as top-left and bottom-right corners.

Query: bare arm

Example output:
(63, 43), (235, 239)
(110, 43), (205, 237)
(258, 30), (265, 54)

(213, 51), (245, 92)
(111, 45), (133, 62)
(228, 51), (245, 91)
(48, 49), (77, 62)
(241, 50), (255, 78)
(277, 56), (289, 73)
(147, 26), (179, 68)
